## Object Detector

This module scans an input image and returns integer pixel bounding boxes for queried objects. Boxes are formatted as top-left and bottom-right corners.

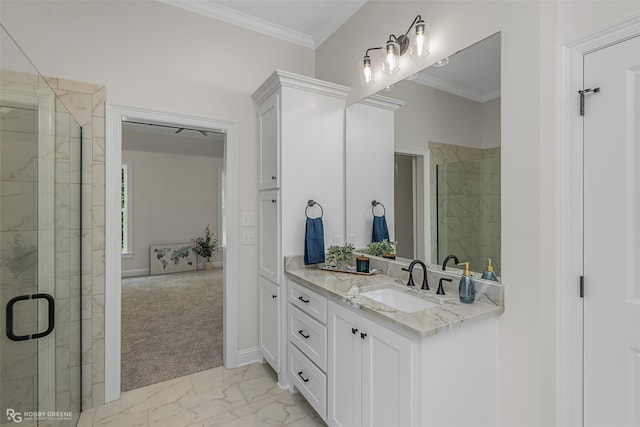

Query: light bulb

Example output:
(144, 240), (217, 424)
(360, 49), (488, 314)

(383, 39), (400, 74)
(361, 55), (374, 86)
(411, 19), (429, 58)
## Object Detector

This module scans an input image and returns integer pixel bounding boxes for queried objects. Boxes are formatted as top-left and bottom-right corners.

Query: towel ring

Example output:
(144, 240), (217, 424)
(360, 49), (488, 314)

(371, 200), (386, 217)
(306, 200), (324, 219)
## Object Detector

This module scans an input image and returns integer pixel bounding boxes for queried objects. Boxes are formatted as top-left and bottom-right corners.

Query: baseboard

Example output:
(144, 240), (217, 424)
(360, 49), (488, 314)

(236, 346), (261, 367)
(122, 268), (149, 278)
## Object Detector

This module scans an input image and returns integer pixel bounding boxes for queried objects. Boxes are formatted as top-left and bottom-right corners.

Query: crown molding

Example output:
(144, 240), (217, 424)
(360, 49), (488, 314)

(414, 73), (500, 103)
(358, 94), (405, 111)
(252, 69), (350, 105)
(161, 0), (315, 48)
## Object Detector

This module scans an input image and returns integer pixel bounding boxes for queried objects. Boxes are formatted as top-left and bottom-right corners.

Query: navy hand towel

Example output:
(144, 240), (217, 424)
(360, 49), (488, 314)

(372, 215), (390, 243)
(304, 217), (325, 265)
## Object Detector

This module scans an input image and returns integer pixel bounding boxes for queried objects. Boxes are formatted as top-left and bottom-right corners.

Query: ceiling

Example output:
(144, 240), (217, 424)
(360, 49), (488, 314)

(161, 0), (500, 103)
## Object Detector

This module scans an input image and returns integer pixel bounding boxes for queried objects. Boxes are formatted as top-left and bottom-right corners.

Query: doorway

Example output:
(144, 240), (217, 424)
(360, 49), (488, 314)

(119, 120), (225, 391)
(394, 153), (416, 259)
(105, 106), (239, 402)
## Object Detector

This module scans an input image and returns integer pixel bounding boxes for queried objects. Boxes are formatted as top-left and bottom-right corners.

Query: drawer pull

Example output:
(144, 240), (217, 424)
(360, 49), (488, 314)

(298, 330), (310, 339)
(297, 371), (309, 383)
(360, 332), (368, 339)
(351, 327), (358, 335)
(271, 175), (277, 180)
(298, 296), (310, 304)
(272, 294), (277, 299)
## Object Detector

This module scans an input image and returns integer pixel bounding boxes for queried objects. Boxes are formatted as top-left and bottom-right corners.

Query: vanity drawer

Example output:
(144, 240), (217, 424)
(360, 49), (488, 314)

(289, 305), (327, 371)
(289, 280), (327, 323)
(289, 342), (327, 420)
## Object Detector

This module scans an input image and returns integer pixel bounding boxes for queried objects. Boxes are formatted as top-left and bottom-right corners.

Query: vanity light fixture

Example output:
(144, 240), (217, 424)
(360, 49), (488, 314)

(360, 14), (430, 85)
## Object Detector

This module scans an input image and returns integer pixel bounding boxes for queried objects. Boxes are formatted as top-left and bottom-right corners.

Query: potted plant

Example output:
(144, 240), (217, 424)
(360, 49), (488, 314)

(192, 224), (217, 270)
(367, 239), (396, 259)
(325, 243), (355, 268)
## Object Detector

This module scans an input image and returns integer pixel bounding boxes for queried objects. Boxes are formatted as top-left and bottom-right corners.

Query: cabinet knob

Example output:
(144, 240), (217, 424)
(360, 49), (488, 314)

(351, 328), (358, 335)
(298, 330), (310, 339)
(271, 175), (277, 180)
(271, 199), (277, 203)
(298, 296), (310, 304)
(297, 371), (309, 383)
(271, 294), (277, 299)
(360, 332), (367, 340)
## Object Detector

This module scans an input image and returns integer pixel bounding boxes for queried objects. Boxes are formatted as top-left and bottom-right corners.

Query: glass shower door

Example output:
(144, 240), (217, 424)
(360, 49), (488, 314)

(1, 25), (82, 426)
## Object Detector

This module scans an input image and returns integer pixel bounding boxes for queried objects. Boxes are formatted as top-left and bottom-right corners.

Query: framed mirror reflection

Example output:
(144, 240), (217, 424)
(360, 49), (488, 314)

(346, 32), (501, 279)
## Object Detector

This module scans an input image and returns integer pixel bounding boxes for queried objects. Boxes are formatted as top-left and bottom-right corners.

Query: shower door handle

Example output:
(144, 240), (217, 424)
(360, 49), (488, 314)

(6, 293), (55, 341)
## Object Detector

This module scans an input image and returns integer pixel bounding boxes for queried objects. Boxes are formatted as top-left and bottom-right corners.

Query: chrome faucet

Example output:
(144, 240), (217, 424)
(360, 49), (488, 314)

(442, 254), (460, 271)
(402, 260), (429, 290)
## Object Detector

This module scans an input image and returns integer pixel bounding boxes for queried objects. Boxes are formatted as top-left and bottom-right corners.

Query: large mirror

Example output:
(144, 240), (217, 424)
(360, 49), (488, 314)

(346, 33), (501, 279)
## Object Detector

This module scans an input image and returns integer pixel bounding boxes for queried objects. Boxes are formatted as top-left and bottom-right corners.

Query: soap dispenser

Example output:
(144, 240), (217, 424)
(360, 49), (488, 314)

(481, 258), (498, 282)
(458, 262), (475, 304)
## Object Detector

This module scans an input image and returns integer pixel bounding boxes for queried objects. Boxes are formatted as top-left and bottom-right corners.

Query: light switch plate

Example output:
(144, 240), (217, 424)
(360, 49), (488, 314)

(241, 213), (256, 227)
(242, 231), (256, 245)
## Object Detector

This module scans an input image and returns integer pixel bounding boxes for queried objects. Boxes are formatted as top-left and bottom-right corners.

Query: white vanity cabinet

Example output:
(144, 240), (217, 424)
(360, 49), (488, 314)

(327, 298), (496, 427)
(287, 280), (328, 419)
(253, 71), (349, 384)
(328, 300), (414, 427)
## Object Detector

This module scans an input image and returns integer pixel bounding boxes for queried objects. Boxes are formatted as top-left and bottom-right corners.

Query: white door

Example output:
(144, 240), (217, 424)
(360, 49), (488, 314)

(258, 276), (279, 372)
(583, 34), (640, 427)
(328, 302), (362, 427)
(361, 317), (414, 427)
(258, 190), (280, 283)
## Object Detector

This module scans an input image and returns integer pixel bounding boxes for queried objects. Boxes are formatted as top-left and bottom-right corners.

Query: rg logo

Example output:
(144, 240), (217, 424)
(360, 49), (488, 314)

(6, 409), (22, 422)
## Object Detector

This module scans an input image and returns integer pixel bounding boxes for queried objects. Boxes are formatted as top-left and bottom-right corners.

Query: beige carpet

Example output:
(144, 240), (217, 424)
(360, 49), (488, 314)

(120, 269), (223, 392)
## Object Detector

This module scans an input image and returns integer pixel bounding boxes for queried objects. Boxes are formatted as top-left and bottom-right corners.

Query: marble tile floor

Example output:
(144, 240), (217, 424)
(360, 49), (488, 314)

(77, 362), (327, 427)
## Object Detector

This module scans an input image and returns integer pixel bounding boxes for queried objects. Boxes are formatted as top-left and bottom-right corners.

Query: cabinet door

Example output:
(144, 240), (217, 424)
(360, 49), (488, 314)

(258, 189), (280, 283)
(258, 277), (279, 372)
(328, 302), (362, 427)
(258, 92), (280, 190)
(361, 318), (414, 427)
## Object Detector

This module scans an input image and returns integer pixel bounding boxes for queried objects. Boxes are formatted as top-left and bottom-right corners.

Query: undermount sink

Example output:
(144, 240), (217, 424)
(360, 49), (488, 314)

(360, 288), (438, 313)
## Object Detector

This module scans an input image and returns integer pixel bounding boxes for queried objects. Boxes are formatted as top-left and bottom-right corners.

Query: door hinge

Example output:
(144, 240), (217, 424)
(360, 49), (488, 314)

(579, 276), (584, 298)
(578, 87), (600, 116)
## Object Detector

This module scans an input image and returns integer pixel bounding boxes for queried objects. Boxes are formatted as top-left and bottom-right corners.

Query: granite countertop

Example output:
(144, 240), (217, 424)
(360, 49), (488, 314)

(284, 256), (504, 338)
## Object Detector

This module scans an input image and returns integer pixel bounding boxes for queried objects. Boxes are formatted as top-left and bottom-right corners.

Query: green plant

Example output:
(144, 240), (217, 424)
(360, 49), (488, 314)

(367, 239), (396, 257)
(325, 243), (355, 267)
(192, 224), (217, 261)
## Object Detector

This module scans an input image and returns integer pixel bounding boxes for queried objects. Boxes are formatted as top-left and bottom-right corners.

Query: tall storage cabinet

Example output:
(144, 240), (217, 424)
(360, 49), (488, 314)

(253, 70), (349, 385)
(345, 96), (404, 250)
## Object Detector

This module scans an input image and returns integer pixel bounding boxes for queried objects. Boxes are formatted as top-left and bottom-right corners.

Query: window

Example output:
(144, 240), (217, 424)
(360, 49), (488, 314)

(121, 162), (132, 256)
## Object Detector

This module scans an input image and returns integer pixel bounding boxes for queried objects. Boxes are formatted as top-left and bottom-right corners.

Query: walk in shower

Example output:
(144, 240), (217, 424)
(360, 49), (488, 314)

(1, 25), (82, 426)
(433, 145), (501, 277)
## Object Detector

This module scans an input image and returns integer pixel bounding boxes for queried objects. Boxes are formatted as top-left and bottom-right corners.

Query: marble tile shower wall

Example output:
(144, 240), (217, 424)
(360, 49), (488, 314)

(45, 76), (107, 409)
(429, 142), (501, 275)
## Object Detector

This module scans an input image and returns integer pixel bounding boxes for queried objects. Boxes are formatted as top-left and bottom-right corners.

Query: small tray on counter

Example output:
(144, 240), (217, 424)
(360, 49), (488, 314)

(319, 265), (381, 276)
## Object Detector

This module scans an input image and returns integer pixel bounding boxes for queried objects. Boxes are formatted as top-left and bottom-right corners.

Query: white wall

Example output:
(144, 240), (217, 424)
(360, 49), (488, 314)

(0, 0), (315, 351)
(392, 80), (497, 150)
(121, 148), (222, 276)
(317, 1), (640, 426)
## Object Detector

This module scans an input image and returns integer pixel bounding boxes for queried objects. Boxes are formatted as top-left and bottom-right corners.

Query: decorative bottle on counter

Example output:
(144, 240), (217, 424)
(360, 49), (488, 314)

(458, 262), (475, 304)
(481, 258), (498, 281)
